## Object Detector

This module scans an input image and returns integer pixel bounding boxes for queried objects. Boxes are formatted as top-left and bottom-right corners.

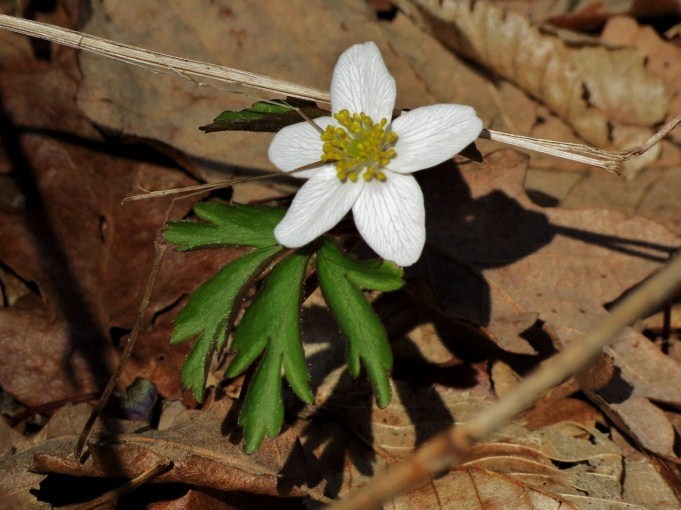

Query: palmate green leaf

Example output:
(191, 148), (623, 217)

(172, 245), (282, 401)
(163, 202), (285, 251)
(225, 249), (313, 453)
(316, 238), (404, 408)
(199, 98), (328, 133)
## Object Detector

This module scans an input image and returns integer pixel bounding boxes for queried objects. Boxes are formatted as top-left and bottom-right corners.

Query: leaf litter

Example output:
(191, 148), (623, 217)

(2, 0), (681, 508)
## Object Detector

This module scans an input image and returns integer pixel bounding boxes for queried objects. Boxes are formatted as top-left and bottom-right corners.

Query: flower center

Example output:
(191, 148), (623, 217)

(320, 109), (398, 183)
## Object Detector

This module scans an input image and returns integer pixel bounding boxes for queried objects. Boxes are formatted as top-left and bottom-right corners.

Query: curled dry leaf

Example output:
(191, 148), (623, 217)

(550, 325), (681, 461)
(400, 0), (667, 173)
(495, 0), (681, 32)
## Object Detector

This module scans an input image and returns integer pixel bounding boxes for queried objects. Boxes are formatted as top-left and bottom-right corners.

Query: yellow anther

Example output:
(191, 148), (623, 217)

(322, 109), (397, 183)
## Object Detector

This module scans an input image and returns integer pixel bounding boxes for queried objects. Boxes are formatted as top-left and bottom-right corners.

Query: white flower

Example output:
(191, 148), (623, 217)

(268, 42), (483, 266)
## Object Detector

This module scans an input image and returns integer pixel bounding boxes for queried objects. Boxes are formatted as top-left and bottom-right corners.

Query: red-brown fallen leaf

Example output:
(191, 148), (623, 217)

(148, 489), (308, 510)
(412, 150), (679, 354)
(27, 398), (323, 500)
(521, 396), (601, 432)
(0, 41), (239, 405)
(146, 490), (235, 510)
(0, 297), (113, 409)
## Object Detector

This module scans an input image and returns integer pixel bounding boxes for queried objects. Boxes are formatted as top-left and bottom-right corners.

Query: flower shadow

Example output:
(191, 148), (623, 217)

(287, 157), (678, 496)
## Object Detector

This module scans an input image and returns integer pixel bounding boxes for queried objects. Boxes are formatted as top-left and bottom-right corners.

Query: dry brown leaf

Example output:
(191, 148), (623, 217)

(601, 17), (681, 144)
(397, 467), (581, 510)
(558, 165), (681, 237)
(306, 391), (642, 508)
(0, 40), (240, 404)
(412, 150), (679, 353)
(75, 0), (450, 196)
(550, 325), (681, 460)
(521, 396), (601, 431)
(0, 416), (30, 460)
(400, 0), (667, 173)
(146, 489), (234, 510)
(28, 398), (322, 500)
(611, 429), (681, 509)
(401, 423), (649, 508)
(491, 0), (681, 32)
(0, 436), (60, 510)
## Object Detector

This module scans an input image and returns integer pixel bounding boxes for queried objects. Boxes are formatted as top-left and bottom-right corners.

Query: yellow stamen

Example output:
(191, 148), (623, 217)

(320, 109), (398, 183)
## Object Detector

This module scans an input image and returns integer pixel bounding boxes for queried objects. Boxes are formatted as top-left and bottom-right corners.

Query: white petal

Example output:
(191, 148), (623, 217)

(352, 173), (425, 266)
(330, 42), (396, 122)
(268, 117), (334, 178)
(389, 104), (483, 174)
(274, 166), (364, 247)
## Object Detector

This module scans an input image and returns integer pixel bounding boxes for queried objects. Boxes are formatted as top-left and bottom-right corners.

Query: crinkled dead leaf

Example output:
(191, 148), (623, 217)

(611, 429), (681, 509)
(428, 426), (625, 510)
(401, 0), (667, 174)
(28, 398), (323, 500)
(493, 0), (681, 32)
(305, 375), (648, 507)
(551, 325), (681, 461)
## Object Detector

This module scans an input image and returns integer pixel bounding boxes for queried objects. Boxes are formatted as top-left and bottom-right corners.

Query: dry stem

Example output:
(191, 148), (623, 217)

(0, 14), (330, 103)
(331, 252), (681, 509)
(0, 14), (677, 174)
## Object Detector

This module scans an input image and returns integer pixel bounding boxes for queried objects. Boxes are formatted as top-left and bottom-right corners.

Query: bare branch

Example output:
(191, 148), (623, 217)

(331, 251), (681, 509)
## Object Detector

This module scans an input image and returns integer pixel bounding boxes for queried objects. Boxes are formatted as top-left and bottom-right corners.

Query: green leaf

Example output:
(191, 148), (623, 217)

(199, 98), (329, 133)
(226, 249), (313, 453)
(173, 245), (282, 401)
(316, 238), (404, 408)
(163, 202), (285, 251)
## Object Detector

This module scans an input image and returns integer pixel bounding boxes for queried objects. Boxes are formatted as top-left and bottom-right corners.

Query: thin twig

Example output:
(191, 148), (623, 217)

(331, 251), (681, 510)
(74, 201), (177, 459)
(0, 14), (330, 104)
(1, 14), (678, 176)
(482, 114), (681, 173)
(122, 160), (328, 202)
(61, 457), (172, 510)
